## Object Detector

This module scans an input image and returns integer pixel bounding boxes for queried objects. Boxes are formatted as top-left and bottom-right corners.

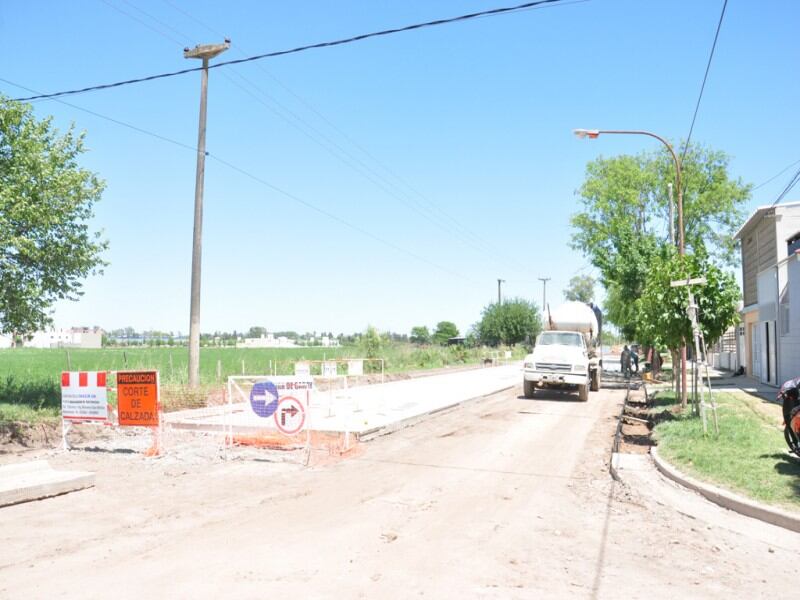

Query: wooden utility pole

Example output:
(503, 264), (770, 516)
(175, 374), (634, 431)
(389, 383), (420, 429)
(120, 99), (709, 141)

(184, 40), (230, 388)
(497, 279), (505, 304)
(538, 277), (551, 312)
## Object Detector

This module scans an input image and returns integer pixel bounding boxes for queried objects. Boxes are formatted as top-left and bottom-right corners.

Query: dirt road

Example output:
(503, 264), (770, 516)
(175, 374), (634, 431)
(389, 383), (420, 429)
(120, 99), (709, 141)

(1, 380), (798, 599)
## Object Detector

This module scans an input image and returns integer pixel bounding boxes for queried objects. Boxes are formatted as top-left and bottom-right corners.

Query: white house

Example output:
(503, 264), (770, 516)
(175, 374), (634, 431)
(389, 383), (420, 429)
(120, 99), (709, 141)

(735, 201), (800, 386)
(239, 333), (296, 348)
(23, 327), (103, 349)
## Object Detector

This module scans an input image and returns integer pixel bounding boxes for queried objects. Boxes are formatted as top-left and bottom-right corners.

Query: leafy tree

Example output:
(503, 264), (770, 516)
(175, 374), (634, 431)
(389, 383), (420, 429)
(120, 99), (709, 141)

(571, 144), (750, 338)
(410, 325), (431, 345)
(359, 325), (385, 358)
(246, 326), (267, 338)
(432, 321), (460, 345)
(564, 275), (596, 303)
(476, 298), (542, 346)
(0, 96), (107, 336)
(637, 248), (740, 407)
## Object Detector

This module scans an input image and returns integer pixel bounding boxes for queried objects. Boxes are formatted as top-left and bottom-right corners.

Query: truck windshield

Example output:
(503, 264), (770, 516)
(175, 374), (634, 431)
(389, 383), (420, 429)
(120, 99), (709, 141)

(538, 332), (583, 347)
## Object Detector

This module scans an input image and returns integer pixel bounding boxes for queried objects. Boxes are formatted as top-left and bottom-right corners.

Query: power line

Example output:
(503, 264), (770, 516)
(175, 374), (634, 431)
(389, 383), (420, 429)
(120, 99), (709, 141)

(160, 0), (573, 265)
(108, 0), (523, 274)
(0, 77), (198, 153)
(0, 76), (479, 284)
(753, 158), (800, 191)
(147, 0), (534, 272)
(99, 0), (186, 46)
(772, 166), (800, 207)
(13, 0), (570, 102)
(680, 0), (728, 161)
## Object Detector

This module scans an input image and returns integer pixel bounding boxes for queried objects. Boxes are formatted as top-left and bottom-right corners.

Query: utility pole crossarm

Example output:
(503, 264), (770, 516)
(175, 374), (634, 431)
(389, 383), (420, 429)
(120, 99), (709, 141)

(670, 277), (707, 288)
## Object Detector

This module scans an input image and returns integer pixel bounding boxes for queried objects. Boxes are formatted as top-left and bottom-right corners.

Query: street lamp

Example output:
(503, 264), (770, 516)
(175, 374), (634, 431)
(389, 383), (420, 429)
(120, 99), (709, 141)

(184, 40), (230, 388)
(573, 129), (683, 254)
(573, 128), (687, 403)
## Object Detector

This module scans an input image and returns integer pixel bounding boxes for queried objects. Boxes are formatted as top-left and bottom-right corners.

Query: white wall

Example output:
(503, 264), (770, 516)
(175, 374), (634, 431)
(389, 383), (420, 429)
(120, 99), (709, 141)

(756, 268), (778, 385)
(780, 257), (800, 384)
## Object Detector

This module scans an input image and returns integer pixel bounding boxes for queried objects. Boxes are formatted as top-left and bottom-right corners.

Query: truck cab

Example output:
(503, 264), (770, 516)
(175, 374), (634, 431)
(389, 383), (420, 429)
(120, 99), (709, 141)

(522, 301), (602, 402)
(523, 331), (590, 400)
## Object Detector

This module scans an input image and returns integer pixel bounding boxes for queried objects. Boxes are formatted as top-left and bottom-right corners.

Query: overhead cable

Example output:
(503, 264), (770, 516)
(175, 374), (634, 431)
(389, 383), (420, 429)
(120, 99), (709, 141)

(680, 0), (728, 161)
(13, 0), (569, 102)
(772, 166), (800, 206)
(753, 158), (800, 191)
(0, 76), (478, 283)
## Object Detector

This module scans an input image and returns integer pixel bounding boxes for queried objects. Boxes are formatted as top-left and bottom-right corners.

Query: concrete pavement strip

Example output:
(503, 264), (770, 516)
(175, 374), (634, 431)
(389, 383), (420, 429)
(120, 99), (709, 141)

(166, 364), (522, 440)
(650, 446), (800, 534)
(613, 449), (800, 534)
(0, 460), (95, 507)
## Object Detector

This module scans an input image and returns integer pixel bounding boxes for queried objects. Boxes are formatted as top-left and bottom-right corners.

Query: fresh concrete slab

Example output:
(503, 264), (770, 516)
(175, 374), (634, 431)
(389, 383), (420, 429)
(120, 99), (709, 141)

(165, 364), (522, 438)
(651, 446), (800, 534)
(0, 460), (95, 507)
(613, 449), (800, 542)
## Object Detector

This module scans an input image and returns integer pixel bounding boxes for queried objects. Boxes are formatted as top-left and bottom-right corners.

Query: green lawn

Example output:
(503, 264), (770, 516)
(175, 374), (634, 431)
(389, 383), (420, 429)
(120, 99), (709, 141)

(653, 391), (800, 510)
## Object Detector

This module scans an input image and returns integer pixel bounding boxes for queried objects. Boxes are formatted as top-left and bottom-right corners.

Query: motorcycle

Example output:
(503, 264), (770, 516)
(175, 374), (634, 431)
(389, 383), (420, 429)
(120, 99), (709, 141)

(777, 377), (800, 457)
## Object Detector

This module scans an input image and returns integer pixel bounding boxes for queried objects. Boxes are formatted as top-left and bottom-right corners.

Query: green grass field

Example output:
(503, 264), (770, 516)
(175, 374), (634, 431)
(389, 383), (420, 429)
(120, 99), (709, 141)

(653, 391), (800, 510)
(0, 343), (525, 420)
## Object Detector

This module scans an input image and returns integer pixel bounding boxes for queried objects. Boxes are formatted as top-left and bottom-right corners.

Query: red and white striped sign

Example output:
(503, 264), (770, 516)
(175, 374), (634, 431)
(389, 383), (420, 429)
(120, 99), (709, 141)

(61, 371), (108, 421)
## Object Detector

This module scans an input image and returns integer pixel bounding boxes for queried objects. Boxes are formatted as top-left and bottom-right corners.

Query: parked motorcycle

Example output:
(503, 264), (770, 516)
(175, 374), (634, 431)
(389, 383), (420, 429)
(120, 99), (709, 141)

(777, 377), (800, 457)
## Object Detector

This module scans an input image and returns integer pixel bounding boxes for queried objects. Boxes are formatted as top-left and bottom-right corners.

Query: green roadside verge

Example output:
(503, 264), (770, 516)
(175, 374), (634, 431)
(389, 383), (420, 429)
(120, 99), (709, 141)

(651, 390), (800, 511)
(0, 376), (61, 425)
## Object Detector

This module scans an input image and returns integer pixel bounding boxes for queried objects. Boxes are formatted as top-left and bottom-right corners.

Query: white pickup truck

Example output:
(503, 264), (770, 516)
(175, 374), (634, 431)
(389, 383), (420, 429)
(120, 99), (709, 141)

(522, 302), (602, 401)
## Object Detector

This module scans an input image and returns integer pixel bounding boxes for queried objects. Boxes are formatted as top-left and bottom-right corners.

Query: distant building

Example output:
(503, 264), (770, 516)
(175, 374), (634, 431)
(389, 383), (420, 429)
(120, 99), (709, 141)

(20, 327), (104, 349)
(239, 333), (296, 348)
(320, 336), (339, 347)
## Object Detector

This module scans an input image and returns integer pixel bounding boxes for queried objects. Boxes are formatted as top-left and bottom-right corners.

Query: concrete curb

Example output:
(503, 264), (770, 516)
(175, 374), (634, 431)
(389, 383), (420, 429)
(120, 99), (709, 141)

(651, 445), (800, 534)
(357, 385), (516, 442)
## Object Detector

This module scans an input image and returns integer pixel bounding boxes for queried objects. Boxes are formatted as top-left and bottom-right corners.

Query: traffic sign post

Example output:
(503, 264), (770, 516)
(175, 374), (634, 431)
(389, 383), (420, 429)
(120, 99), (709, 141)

(116, 370), (162, 456)
(274, 396), (306, 435)
(60, 371), (110, 450)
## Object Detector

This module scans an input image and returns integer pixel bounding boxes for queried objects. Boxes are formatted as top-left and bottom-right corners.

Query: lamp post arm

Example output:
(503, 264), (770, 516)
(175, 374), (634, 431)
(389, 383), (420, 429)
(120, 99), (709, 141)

(597, 130), (684, 254)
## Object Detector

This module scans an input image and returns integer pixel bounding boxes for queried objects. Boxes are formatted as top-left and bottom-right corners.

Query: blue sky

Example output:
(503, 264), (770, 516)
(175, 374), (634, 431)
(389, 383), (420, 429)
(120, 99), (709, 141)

(2, 0), (798, 336)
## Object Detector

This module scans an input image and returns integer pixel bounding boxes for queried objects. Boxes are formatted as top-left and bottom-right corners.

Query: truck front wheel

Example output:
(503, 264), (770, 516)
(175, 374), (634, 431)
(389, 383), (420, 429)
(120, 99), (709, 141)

(590, 369), (601, 392)
(523, 380), (536, 398)
(578, 383), (589, 402)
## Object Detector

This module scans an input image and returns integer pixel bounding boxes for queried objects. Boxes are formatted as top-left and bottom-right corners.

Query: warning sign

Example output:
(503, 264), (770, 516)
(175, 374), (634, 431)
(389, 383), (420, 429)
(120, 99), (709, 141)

(61, 371), (108, 421)
(117, 371), (160, 427)
(274, 396), (306, 435)
(241, 376), (312, 434)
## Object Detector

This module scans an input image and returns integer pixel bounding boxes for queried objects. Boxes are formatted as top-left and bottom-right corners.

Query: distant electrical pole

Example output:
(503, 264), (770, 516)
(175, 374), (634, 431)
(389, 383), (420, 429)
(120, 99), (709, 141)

(497, 279), (506, 304)
(184, 40), (230, 388)
(538, 277), (551, 311)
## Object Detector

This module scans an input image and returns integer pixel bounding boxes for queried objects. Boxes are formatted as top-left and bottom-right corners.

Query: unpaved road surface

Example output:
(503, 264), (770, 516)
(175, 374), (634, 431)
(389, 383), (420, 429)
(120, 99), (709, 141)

(1, 379), (798, 599)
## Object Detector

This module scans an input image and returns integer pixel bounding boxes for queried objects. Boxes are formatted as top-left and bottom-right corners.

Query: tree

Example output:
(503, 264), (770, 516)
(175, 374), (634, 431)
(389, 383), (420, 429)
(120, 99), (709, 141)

(432, 321), (459, 345)
(359, 325), (384, 358)
(476, 298), (542, 346)
(637, 248), (740, 407)
(246, 326), (267, 338)
(410, 326), (431, 345)
(564, 275), (596, 303)
(571, 144), (750, 338)
(0, 96), (107, 337)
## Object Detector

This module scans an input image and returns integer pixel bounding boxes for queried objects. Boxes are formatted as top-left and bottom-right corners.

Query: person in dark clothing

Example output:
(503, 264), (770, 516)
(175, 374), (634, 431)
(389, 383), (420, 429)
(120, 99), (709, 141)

(631, 348), (639, 373)
(621, 345), (632, 379)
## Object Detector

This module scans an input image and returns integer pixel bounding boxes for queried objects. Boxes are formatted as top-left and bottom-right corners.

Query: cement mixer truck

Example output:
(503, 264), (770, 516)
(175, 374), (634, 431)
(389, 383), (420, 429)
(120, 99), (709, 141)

(522, 301), (602, 401)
